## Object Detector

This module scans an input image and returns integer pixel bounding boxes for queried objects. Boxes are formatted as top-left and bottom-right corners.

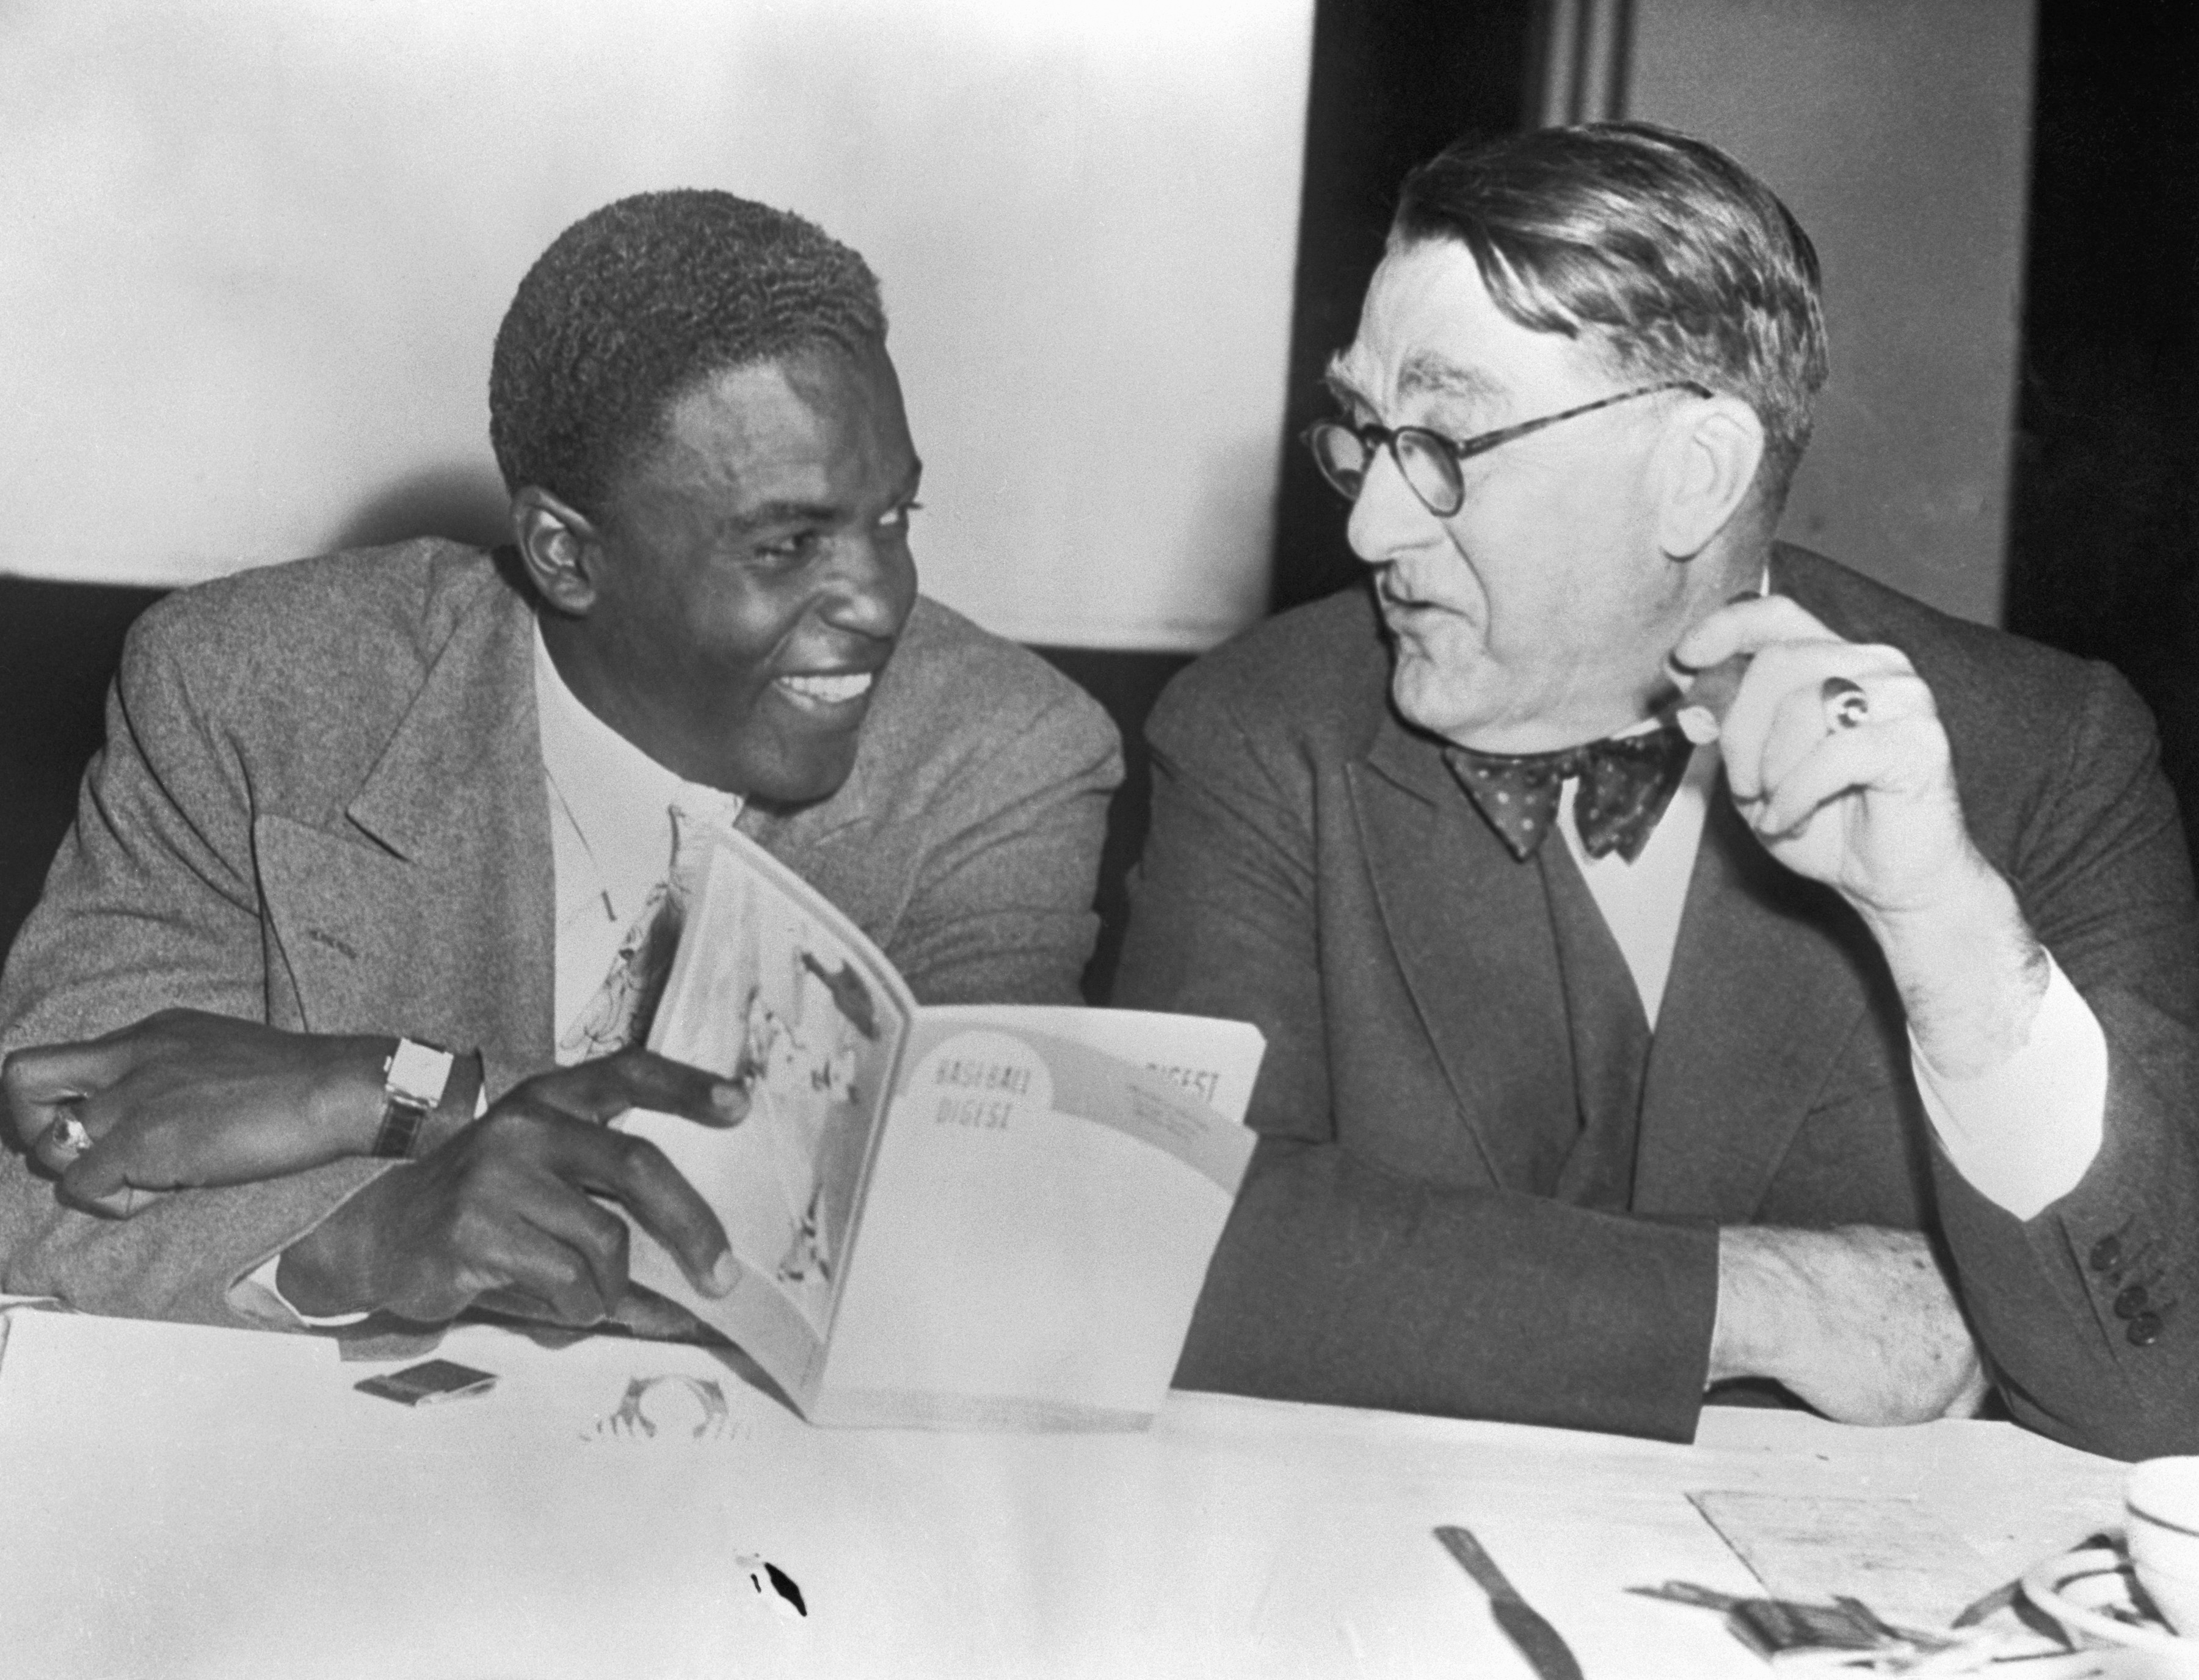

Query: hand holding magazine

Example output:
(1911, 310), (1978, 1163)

(616, 828), (1264, 1430)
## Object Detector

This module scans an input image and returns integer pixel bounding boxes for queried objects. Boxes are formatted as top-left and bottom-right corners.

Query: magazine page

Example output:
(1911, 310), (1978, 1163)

(617, 832), (914, 1408)
(810, 1013), (1262, 1430)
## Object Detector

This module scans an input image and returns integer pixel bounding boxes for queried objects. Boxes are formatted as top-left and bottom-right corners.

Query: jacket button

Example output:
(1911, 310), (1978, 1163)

(2128, 1312), (2164, 1347)
(2117, 1285), (2150, 1318)
(2091, 1235), (2124, 1273)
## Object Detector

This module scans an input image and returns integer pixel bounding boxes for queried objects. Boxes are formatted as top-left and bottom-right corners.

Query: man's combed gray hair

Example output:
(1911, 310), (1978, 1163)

(1395, 123), (1829, 503)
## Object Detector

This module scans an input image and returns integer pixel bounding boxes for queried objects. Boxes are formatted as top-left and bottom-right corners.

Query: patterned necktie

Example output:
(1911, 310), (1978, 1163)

(1446, 725), (1696, 864)
(559, 791), (745, 1063)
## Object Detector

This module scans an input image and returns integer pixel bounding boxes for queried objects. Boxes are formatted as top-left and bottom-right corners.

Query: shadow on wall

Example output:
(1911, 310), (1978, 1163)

(1175, 435), (1290, 644)
(326, 462), (512, 555)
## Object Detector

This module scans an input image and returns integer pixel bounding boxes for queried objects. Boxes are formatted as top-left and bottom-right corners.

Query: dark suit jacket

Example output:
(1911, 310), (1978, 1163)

(1116, 545), (2199, 1460)
(0, 540), (1121, 1328)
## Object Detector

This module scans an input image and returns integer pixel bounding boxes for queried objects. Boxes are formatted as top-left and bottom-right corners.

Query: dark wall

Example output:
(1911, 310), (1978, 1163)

(1270, 0), (1541, 611)
(2005, 3), (2199, 837)
(0, 580), (165, 961)
(1029, 648), (1193, 1003)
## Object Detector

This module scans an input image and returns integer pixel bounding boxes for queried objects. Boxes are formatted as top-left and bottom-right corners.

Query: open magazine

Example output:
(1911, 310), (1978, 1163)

(615, 828), (1265, 1430)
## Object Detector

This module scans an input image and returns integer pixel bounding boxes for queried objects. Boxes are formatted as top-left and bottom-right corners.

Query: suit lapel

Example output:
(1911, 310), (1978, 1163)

(1351, 715), (1576, 1188)
(258, 585), (556, 1092)
(1634, 785), (1881, 1216)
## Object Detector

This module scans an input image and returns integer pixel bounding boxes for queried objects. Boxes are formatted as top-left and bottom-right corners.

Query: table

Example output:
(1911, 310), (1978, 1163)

(0, 1305), (2131, 1679)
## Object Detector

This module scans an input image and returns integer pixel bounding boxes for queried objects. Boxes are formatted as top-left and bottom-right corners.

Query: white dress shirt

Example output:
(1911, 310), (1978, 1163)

(532, 625), (744, 1058)
(1555, 741), (2105, 1220)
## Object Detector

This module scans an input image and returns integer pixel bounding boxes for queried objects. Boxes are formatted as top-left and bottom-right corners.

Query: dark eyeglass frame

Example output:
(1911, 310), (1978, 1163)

(1305, 379), (1714, 517)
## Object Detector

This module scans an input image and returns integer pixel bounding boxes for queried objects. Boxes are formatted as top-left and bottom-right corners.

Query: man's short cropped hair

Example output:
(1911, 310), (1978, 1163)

(490, 189), (887, 514)
(1394, 122), (1828, 502)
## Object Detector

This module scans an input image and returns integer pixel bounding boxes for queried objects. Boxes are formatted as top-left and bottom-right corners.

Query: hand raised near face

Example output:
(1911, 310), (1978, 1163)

(274, 1047), (748, 1328)
(1, 1008), (401, 1216)
(1671, 595), (1991, 929)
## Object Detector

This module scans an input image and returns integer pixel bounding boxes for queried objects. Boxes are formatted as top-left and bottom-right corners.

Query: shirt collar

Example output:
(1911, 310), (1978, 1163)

(532, 621), (740, 923)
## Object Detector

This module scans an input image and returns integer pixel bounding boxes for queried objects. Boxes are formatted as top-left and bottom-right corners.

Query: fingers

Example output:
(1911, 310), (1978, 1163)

(1671, 654), (1751, 745)
(1752, 707), (1949, 840)
(49, 1078), (184, 1198)
(1717, 639), (1916, 802)
(59, 1132), (133, 1201)
(515, 1047), (747, 1130)
(0, 1038), (138, 1150)
(527, 1115), (736, 1300)
(510, 1188), (635, 1323)
(610, 1284), (719, 1341)
(55, 1097), (197, 1202)
(333, 1144), (633, 1326)
(1670, 591), (1839, 672)
(55, 1168), (159, 1221)
(412, 1216), (622, 1328)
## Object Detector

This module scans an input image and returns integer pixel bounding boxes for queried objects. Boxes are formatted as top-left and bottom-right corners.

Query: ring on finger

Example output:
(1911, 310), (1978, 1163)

(1821, 676), (1870, 731)
(35, 1113), (92, 1171)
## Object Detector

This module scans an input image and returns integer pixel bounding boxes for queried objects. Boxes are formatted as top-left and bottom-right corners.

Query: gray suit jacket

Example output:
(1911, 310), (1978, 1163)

(1117, 545), (2199, 1460)
(0, 540), (1121, 1327)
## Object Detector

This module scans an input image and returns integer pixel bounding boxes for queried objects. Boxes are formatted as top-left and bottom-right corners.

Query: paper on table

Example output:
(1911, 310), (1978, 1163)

(1690, 1489), (2005, 1631)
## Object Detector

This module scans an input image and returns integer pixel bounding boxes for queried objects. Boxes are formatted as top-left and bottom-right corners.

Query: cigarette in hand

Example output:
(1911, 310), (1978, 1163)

(1671, 654), (1751, 746)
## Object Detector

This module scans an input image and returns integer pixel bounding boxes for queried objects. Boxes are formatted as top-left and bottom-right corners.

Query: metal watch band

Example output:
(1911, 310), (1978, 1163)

(373, 1038), (454, 1160)
(370, 1094), (430, 1161)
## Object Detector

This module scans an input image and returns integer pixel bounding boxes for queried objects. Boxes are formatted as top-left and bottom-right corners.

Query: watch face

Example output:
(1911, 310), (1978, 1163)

(386, 1039), (456, 1108)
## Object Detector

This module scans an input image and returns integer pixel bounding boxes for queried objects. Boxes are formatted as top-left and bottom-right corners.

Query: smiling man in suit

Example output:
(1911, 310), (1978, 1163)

(1115, 123), (2199, 1460)
(0, 191), (1118, 1331)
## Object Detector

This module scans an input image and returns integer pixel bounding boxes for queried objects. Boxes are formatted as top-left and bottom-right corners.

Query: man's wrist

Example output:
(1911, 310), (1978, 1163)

(1862, 861), (2049, 1081)
(307, 1038), (482, 1162)
(308, 1036), (404, 1157)
(417, 1050), (485, 1155)
(1853, 846), (2010, 958)
(1708, 1225), (1792, 1384)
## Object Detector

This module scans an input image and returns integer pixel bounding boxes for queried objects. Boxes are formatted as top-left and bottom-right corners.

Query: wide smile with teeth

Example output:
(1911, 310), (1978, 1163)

(777, 671), (875, 705)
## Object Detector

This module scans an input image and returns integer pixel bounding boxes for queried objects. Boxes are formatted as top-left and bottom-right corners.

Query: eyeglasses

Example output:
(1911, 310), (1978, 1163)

(1304, 380), (1712, 518)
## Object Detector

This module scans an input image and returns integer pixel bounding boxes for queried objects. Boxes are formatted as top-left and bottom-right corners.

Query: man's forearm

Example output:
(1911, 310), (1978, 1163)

(1860, 856), (2049, 1082)
(298, 1036), (486, 1157)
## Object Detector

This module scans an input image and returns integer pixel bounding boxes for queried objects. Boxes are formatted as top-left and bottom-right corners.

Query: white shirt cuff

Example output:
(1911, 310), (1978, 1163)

(1911, 955), (2106, 1220)
(229, 1253), (373, 1329)
(224, 1082), (489, 1328)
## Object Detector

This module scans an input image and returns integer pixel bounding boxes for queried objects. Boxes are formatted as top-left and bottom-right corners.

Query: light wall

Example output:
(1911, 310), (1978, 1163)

(1626, 0), (2038, 625)
(0, 0), (1310, 651)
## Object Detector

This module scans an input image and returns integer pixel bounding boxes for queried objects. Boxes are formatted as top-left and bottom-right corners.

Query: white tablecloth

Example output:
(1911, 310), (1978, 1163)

(0, 1306), (2128, 1678)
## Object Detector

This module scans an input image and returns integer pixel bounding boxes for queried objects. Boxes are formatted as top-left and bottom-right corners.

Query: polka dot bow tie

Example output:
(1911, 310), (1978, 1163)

(1445, 724), (1696, 864)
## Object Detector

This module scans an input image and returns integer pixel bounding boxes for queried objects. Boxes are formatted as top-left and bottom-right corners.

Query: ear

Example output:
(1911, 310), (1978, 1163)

(510, 485), (604, 616)
(1651, 396), (1765, 560)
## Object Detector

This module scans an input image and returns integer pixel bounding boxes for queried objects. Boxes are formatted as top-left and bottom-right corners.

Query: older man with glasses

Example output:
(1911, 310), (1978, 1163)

(1115, 122), (2199, 1461)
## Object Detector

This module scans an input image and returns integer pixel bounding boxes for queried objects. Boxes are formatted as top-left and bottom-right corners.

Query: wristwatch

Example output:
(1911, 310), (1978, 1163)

(373, 1038), (456, 1160)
